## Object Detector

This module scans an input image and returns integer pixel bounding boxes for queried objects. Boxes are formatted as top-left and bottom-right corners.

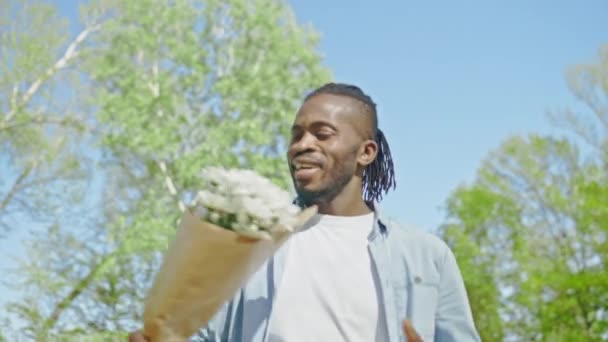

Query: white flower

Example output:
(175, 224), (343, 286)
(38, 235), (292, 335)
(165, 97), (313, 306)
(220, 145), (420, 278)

(191, 166), (302, 237)
(209, 211), (221, 223)
(239, 196), (273, 221)
(195, 190), (233, 213)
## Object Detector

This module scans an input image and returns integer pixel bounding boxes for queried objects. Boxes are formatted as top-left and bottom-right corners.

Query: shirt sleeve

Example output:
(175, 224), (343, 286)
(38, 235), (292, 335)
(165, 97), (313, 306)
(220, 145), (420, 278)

(435, 244), (481, 342)
(189, 299), (234, 342)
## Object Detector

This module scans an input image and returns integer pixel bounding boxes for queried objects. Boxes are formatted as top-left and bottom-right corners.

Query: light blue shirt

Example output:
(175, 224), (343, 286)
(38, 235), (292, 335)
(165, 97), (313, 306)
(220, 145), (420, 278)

(191, 206), (480, 342)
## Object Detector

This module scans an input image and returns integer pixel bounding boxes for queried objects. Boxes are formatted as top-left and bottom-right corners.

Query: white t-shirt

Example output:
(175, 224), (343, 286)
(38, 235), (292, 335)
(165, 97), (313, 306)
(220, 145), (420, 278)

(267, 212), (389, 342)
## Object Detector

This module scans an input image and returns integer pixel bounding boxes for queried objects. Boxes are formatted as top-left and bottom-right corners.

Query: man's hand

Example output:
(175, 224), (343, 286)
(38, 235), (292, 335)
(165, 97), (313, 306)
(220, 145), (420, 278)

(128, 331), (149, 342)
(403, 320), (423, 342)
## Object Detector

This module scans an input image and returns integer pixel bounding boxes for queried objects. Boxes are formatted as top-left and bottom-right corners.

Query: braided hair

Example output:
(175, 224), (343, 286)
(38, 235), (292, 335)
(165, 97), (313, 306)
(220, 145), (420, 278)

(304, 82), (397, 202)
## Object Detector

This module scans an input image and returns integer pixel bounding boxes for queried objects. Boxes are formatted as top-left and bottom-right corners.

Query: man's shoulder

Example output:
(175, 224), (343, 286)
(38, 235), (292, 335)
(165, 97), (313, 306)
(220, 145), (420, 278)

(379, 216), (451, 261)
(381, 216), (446, 245)
(379, 217), (457, 284)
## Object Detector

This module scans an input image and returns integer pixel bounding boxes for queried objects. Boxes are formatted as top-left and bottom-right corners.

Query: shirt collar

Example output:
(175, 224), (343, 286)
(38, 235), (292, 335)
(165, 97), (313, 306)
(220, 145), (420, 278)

(292, 198), (391, 237)
(368, 201), (390, 238)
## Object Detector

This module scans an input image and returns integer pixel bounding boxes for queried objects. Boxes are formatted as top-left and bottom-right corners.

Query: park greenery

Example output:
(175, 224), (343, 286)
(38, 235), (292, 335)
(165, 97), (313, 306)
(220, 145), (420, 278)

(439, 46), (608, 341)
(1, 1), (606, 341)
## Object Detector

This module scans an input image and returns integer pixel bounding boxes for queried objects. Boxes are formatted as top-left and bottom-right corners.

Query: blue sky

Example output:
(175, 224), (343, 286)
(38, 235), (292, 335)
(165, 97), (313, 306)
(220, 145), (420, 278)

(48, 0), (607, 230)
(287, 0), (607, 230)
(1, 0), (607, 329)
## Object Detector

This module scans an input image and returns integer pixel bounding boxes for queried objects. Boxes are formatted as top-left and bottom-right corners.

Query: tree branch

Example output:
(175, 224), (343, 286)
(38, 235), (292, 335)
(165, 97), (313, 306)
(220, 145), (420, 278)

(157, 161), (186, 213)
(0, 115), (87, 132)
(4, 23), (100, 123)
(41, 251), (116, 333)
(146, 58), (186, 213)
(0, 161), (37, 213)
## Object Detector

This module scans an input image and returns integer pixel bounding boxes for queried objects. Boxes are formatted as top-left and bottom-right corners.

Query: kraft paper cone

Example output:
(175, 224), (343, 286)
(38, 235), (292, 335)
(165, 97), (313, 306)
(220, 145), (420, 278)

(143, 205), (317, 342)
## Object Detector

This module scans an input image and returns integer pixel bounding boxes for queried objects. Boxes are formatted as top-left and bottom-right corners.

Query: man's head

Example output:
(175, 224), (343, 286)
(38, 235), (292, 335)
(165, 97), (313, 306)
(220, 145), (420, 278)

(287, 83), (396, 207)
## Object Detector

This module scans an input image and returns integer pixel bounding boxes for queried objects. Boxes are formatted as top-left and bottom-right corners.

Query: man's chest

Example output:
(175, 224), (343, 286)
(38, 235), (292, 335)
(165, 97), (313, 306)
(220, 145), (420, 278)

(266, 231), (386, 341)
(238, 231), (442, 342)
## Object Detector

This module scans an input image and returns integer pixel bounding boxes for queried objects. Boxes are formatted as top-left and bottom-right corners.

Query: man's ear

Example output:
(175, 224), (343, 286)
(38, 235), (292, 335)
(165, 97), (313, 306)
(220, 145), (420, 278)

(358, 139), (378, 167)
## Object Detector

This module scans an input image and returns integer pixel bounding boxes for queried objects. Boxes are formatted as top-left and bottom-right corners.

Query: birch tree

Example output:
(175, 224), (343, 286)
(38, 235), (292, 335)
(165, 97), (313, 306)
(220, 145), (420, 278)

(0, 1), (100, 235)
(3, 0), (330, 340)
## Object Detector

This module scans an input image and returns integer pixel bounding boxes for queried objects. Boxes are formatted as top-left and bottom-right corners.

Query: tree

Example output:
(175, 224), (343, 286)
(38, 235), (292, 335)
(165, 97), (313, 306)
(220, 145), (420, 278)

(439, 45), (608, 341)
(0, 1), (96, 236)
(3, 0), (330, 340)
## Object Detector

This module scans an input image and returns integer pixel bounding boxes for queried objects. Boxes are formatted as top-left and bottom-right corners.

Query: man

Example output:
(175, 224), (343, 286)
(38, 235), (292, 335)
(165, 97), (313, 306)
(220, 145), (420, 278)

(130, 83), (480, 341)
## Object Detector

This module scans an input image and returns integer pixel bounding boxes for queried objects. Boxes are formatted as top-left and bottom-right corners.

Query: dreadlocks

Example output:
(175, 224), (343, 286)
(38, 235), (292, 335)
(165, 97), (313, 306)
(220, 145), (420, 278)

(304, 82), (397, 203)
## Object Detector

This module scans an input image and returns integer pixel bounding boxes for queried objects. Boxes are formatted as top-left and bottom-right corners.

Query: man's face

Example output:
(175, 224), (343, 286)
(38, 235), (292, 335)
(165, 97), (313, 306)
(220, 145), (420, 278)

(287, 93), (373, 204)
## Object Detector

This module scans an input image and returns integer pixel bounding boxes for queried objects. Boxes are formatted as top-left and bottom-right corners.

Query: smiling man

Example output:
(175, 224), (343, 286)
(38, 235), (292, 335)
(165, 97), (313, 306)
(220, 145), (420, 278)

(130, 83), (480, 341)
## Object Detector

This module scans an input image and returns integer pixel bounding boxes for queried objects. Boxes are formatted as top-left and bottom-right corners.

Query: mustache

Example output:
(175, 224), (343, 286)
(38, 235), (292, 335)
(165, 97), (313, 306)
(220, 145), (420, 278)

(290, 153), (323, 168)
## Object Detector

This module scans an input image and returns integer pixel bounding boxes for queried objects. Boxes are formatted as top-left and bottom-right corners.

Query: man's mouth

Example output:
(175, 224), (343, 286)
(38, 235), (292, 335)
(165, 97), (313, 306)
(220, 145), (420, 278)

(292, 159), (322, 181)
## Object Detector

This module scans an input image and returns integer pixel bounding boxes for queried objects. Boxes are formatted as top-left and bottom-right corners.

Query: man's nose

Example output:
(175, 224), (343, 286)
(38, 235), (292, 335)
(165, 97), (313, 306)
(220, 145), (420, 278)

(290, 132), (317, 154)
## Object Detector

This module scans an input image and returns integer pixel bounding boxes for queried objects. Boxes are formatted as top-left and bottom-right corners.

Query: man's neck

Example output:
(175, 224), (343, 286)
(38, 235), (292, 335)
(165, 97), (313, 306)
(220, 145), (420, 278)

(317, 200), (372, 216)
(313, 187), (373, 216)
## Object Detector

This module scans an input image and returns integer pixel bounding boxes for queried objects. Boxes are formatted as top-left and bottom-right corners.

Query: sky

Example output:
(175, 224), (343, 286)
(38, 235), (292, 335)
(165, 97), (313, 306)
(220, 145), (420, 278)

(286, 0), (607, 230)
(1, 0), (607, 331)
(45, 0), (608, 230)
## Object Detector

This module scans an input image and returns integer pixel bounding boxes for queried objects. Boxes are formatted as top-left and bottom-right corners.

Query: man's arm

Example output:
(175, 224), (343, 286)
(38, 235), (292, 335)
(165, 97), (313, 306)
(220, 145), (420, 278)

(127, 299), (234, 342)
(435, 245), (481, 342)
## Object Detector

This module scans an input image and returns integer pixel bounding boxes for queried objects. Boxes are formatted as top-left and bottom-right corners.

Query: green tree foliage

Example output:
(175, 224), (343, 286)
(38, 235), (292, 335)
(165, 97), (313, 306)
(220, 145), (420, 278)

(0, 1), (93, 235)
(2, 0), (330, 340)
(439, 45), (608, 341)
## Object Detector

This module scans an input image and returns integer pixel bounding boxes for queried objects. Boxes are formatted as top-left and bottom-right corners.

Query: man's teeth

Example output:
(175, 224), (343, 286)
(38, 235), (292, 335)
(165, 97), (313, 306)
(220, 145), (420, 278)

(295, 164), (317, 170)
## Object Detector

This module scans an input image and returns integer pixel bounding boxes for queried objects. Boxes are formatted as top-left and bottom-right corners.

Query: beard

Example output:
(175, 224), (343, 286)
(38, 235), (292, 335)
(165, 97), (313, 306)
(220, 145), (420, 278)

(294, 164), (354, 207)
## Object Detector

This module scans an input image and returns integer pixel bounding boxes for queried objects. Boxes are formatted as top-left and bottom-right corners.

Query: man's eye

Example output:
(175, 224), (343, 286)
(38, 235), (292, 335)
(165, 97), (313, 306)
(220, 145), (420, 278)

(316, 132), (333, 139)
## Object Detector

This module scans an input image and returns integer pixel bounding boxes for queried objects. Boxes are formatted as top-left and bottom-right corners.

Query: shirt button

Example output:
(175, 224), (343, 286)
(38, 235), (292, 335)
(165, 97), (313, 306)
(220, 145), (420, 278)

(414, 276), (422, 284)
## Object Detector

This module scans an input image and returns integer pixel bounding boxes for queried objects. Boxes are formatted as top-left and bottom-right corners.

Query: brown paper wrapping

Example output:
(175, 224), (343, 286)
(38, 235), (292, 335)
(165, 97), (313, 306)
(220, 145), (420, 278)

(143, 206), (317, 342)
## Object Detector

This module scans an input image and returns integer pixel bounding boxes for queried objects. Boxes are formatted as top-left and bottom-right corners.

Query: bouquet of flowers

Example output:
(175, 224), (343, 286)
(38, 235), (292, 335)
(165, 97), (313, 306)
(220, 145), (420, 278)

(142, 167), (317, 342)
